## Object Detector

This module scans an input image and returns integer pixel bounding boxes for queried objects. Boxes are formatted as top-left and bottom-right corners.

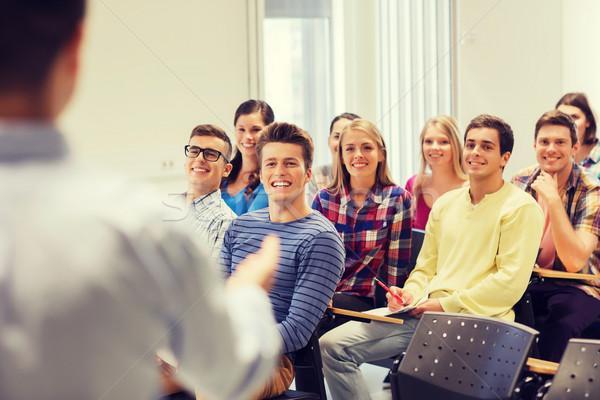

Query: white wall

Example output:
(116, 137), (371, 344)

(58, 0), (600, 189)
(456, 0), (563, 179)
(342, 0), (377, 122)
(59, 0), (254, 192)
(561, 0), (600, 109)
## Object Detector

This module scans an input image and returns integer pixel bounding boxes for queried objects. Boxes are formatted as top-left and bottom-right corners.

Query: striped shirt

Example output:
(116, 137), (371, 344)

(164, 190), (236, 263)
(189, 190), (236, 261)
(220, 209), (344, 355)
(312, 183), (412, 298)
(512, 163), (600, 299)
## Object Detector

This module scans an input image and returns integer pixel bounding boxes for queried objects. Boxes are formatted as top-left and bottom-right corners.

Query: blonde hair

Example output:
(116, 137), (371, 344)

(328, 119), (396, 193)
(413, 115), (467, 200)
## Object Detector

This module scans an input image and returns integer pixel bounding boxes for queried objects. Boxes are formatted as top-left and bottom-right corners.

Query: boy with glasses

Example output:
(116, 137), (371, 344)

(180, 124), (237, 260)
(159, 125), (239, 398)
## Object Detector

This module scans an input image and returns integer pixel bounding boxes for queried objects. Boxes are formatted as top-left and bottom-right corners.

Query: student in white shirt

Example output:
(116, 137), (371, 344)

(179, 124), (237, 261)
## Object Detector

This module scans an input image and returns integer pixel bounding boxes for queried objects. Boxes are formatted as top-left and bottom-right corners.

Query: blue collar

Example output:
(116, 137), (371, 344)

(0, 120), (69, 163)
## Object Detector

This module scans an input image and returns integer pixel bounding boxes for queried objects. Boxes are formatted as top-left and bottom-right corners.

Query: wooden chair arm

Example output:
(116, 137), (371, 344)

(526, 357), (559, 375)
(327, 307), (404, 325)
(532, 267), (598, 281)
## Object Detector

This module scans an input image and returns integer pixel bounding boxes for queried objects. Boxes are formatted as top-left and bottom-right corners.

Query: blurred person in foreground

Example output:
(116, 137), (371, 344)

(0, 1), (281, 399)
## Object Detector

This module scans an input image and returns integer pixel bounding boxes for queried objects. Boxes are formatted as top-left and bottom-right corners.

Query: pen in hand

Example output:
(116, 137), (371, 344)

(375, 277), (404, 306)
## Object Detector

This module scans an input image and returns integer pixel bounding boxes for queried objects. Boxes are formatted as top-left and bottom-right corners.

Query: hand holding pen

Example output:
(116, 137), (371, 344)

(375, 278), (404, 305)
(375, 278), (413, 312)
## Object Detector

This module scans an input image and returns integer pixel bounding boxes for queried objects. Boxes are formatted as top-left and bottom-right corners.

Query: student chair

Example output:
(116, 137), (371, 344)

(513, 291), (539, 358)
(389, 312), (539, 400)
(365, 291), (541, 374)
(535, 338), (600, 400)
(374, 228), (426, 308)
(370, 227), (422, 363)
(407, 228), (425, 274)
(273, 331), (327, 400)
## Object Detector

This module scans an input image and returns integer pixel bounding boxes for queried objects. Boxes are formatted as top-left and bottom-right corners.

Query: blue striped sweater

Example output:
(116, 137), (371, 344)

(221, 208), (344, 354)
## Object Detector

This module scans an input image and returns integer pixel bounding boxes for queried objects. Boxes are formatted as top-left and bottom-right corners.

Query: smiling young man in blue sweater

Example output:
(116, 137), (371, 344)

(221, 122), (345, 399)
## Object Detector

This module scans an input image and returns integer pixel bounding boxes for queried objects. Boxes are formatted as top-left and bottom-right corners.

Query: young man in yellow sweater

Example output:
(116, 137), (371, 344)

(320, 115), (544, 400)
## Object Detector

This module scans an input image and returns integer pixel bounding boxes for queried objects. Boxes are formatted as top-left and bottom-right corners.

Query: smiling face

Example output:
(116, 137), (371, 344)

(328, 118), (352, 157)
(260, 142), (311, 207)
(463, 127), (509, 182)
(557, 104), (590, 145)
(340, 129), (383, 184)
(535, 124), (579, 175)
(185, 135), (232, 195)
(235, 112), (267, 158)
(422, 126), (453, 168)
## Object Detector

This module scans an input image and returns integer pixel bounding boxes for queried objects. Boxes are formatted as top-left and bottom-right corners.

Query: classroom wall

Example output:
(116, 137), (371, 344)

(60, 1), (599, 190)
(455, 0), (563, 179)
(60, 0), (254, 192)
(561, 0), (600, 113)
(341, 0), (377, 123)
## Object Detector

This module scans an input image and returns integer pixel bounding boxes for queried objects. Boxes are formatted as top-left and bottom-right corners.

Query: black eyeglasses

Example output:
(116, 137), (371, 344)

(184, 145), (229, 163)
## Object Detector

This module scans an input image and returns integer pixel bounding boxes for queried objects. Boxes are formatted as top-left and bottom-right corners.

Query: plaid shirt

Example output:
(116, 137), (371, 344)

(580, 140), (600, 180)
(312, 183), (412, 298)
(190, 190), (237, 261)
(165, 190), (237, 263)
(512, 163), (600, 299)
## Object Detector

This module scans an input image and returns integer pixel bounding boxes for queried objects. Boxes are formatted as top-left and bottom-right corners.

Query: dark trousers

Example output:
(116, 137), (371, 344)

(317, 293), (374, 337)
(529, 280), (600, 362)
(159, 391), (195, 400)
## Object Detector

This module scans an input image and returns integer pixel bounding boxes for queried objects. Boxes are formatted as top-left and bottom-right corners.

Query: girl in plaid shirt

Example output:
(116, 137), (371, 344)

(312, 119), (412, 331)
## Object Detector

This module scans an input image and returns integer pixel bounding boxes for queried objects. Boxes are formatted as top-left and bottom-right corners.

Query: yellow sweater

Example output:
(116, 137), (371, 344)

(404, 182), (544, 321)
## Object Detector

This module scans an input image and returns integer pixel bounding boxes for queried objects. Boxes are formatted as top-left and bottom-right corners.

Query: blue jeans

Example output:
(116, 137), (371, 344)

(320, 314), (420, 400)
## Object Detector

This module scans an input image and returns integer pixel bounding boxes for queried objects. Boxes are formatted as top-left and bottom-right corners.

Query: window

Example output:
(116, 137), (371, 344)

(376, 0), (454, 182)
(262, 0), (454, 178)
(263, 0), (333, 167)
